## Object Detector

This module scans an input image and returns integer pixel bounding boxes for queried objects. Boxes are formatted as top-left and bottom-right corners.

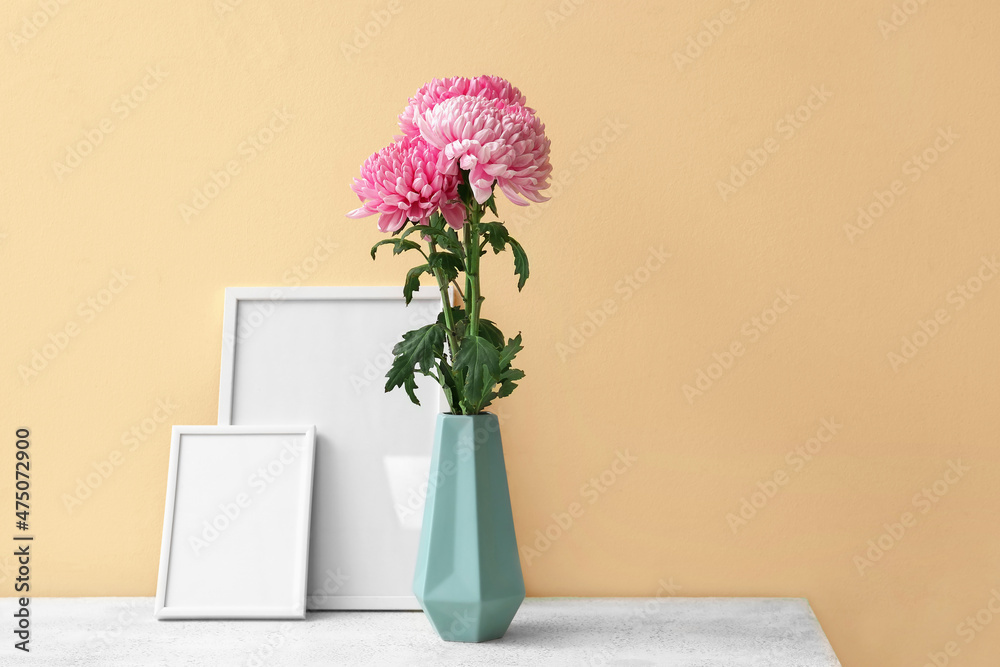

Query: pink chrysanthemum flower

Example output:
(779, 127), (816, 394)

(416, 95), (552, 206)
(347, 136), (464, 232)
(398, 75), (527, 139)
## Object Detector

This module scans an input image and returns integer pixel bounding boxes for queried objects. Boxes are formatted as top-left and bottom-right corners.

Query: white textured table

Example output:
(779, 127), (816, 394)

(16, 597), (840, 666)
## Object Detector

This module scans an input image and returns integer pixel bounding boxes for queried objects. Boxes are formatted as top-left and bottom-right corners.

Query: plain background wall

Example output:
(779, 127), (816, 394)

(2, 1), (998, 664)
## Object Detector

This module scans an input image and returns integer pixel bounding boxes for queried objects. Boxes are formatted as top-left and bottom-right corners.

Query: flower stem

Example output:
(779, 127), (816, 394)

(465, 205), (483, 338)
(427, 239), (462, 414)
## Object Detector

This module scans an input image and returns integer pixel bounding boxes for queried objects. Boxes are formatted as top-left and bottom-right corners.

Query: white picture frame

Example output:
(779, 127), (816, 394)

(155, 425), (316, 620)
(218, 286), (442, 610)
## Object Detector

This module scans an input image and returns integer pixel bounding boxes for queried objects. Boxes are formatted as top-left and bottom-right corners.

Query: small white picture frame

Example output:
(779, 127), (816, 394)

(155, 425), (316, 620)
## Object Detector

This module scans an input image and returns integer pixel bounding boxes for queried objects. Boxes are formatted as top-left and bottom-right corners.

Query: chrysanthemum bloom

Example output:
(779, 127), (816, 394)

(398, 75), (527, 139)
(347, 136), (464, 232)
(416, 95), (552, 206)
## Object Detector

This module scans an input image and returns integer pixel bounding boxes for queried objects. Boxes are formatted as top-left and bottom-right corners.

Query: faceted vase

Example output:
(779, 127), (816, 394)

(412, 412), (525, 642)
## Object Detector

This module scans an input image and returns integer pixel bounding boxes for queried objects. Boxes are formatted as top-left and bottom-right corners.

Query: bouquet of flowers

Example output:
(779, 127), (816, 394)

(347, 76), (551, 415)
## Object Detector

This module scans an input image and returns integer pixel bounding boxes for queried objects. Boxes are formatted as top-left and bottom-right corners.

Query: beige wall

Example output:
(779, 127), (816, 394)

(2, 1), (999, 664)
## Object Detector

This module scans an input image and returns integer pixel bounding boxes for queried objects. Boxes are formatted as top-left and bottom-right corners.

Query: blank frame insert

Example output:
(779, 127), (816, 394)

(155, 426), (316, 619)
(218, 286), (442, 610)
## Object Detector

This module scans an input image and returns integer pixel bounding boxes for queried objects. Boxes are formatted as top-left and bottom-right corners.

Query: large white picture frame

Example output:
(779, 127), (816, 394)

(155, 425), (316, 620)
(218, 286), (442, 610)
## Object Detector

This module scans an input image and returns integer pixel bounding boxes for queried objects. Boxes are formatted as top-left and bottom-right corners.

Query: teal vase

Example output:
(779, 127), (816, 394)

(413, 413), (525, 642)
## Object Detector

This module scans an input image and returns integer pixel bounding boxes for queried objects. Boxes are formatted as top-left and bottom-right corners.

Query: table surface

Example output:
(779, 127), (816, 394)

(15, 597), (841, 666)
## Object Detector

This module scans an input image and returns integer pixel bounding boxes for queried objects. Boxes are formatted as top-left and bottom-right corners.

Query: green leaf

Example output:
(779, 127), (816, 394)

(428, 211), (445, 231)
(495, 365), (525, 400)
(391, 323), (445, 374)
(479, 221), (509, 254)
(496, 379), (518, 399)
(384, 323), (446, 407)
(437, 229), (463, 255)
(402, 374), (420, 406)
(371, 238), (422, 260)
(444, 227), (463, 254)
(486, 194), (498, 217)
(508, 237), (529, 290)
(501, 367), (525, 382)
(478, 319), (506, 349)
(403, 264), (430, 305)
(402, 224), (463, 253)
(394, 239), (421, 255)
(453, 335), (501, 410)
(428, 251), (464, 283)
(399, 224), (426, 240)
(457, 170), (475, 208)
(452, 318), (468, 340)
(438, 305), (465, 327)
(439, 306), (466, 343)
(385, 354), (417, 405)
(499, 333), (523, 369)
(480, 376), (499, 410)
(482, 334), (526, 404)
(439, 361), (461, 411)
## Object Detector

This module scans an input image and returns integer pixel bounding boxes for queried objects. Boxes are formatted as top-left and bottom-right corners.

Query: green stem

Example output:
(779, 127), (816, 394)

(426, 239), (462, 413)
(465, 205), (483, 338)
(435, 361), (458, 413)
(463, 224), (474, 335)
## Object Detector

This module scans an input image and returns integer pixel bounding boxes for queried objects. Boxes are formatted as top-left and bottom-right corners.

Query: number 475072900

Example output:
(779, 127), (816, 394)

(15, 428), (30, 531)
